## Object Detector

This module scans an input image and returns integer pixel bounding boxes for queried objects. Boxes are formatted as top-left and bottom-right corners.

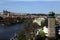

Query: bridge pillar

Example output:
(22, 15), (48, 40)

(48, 12), (56, 40)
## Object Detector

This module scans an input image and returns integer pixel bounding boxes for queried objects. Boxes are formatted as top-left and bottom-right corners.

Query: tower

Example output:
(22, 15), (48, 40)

(3, 10), (10, 17)
(48, 12), (56, 40)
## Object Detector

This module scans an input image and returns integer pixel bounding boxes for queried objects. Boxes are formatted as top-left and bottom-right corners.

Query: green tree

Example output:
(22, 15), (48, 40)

(16, 30), (28, 40)
(38, 28), (45, 37)
(0, 16), (3, 23)
(41, 20), (45, 27)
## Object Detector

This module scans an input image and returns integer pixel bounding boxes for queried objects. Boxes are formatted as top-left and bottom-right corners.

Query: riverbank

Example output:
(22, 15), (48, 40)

(0, 22), (22, 26)
(0, 16), (26, 26)
(0, 18), (24, 26)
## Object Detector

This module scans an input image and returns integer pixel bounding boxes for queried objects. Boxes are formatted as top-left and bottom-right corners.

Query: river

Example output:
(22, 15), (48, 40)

(0, 23), (24, 40)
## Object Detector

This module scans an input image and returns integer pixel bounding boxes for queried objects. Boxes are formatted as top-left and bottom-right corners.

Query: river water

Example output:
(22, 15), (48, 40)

(0, 23), (24, 40)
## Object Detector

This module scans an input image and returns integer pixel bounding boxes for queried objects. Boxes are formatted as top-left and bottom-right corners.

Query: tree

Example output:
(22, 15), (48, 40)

(0, 16), (3, 23)
(16, 30), (28, 40)
(35, 28), (45, 40)
(23, 18), (39, 40)
(38, 29), (45, 37)
(44, 18), (48, 26)
(41, 20), (45, 27)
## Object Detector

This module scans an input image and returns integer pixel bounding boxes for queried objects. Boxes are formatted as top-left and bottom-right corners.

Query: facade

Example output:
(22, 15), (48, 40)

(33, 18), (45, 26)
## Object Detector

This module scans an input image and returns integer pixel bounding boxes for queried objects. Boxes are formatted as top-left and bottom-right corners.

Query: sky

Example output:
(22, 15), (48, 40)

(0, 0), (60, 14)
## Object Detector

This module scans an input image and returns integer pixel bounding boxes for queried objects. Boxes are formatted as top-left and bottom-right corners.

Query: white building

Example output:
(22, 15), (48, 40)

(33, 18), (45, 26)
